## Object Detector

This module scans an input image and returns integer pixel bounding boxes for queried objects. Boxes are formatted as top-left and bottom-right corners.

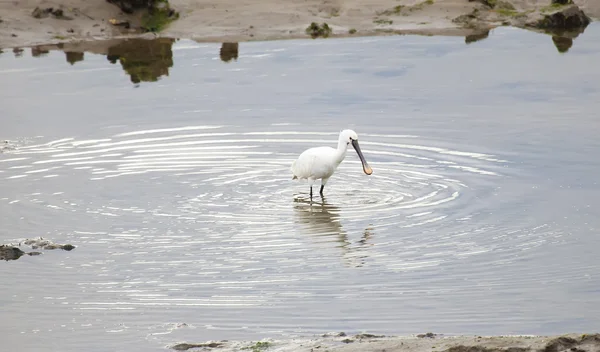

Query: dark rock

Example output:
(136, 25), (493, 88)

(171, 342), (224, 350)
(32, 7), (73, 20)
(106, 0), (163, 14)
(417, 332), (438, 338)
(532, 4), (590, 29)
(552, 0), (573, 4)
(543, 336), (580, 352)
(219, 42), (239, 63)
(61, 244), (76, 251)
(355, 333), (385, 339)
(32, 7), (50, 19)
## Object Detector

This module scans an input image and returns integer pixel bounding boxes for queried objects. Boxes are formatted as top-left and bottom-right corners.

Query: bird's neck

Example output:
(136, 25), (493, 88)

(335, 138), (349, 163)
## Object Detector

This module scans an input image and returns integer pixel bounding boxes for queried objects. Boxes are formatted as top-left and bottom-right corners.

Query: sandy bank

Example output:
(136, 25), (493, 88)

(0, 0), (598, 49)
(169, 333), (600, 352)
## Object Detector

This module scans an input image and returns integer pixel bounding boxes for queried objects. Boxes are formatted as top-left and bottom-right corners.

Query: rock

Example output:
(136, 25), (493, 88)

(219, 42), (239, 63)
(552, 0), (573, 4)
(32, 7), (73, 20)
(417, 332), (438, 338)
(529, 4), (590, 29)
(543, 334), (600, 352)
(106, 0), (162, 14)
(171, 342), (225, 350)
(32, 7), (49, 19)
(355, 334), (385, 339)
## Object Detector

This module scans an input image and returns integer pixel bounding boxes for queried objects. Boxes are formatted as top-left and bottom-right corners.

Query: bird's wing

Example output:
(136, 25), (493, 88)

(291, 147), (334, 179)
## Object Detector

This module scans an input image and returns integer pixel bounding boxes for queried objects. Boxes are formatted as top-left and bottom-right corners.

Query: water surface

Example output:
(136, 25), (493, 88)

(1, 24), (600, 352)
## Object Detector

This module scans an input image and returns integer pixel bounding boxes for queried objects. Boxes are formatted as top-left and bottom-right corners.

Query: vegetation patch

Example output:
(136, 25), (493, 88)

(495, 8), (528, 17)
(306, 22), (332, 38)
(242, 341), (272, 352)
(541, 2), (571, 13)
(348, 28), (357, 34)
(412, 0), (435, 10)
(378, 5), (404, 16)
(373, 18), (393, 25)
(106, 0), (179, 32)
(141, 3), (179, 32)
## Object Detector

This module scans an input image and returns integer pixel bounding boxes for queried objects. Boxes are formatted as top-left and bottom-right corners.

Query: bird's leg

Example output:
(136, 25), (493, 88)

(319, 185), (324, 197)
(310, 186), (313, 200)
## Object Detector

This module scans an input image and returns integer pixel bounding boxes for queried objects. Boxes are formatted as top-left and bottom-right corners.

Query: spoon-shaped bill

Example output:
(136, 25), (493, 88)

(351, 139), (373, 175)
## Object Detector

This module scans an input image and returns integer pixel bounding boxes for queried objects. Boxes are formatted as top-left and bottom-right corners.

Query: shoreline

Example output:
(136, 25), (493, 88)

(0, 0), (598, 50)
(168, 333), (600, 352)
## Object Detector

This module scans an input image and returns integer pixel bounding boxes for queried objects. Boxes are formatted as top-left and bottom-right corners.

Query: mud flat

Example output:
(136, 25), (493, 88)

(0, 0), (598, 48)
(169, 333), (600, 352)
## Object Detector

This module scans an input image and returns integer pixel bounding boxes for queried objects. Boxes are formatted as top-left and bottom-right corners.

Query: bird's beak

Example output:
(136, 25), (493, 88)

(351, 139), (373, 175)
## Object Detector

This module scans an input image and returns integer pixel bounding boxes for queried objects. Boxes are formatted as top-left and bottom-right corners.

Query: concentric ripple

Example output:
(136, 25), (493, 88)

(0, 125), (579, 343)
(1, 126), (506, 232)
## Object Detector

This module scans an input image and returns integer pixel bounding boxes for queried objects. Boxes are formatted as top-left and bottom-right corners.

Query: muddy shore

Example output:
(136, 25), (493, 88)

(0, 0), (598, 49)
(169, 333), (600, 352)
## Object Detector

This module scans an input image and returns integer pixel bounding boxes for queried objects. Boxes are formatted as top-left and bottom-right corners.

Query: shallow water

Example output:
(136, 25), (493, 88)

(1, 24), (600, 351)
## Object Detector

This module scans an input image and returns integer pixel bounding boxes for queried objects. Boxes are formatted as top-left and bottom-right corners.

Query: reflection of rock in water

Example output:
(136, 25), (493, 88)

(220, 42), (239, 62)
(465, 30), (489, 44)
(552, 36), (573, 53)
(1, 238), (75, 261)
(106, 38), (175, 84)
(542, 27), (585, 53)
(13, 47), (24, 57)
(21, 237), (76, 251)
(65, 51), (84, 65)
(31, 46), (49, 57)
(0, 245), (26, 261)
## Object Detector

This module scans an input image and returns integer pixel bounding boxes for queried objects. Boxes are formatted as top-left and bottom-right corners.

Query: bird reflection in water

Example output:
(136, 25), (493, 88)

(293, 195), (374, 267)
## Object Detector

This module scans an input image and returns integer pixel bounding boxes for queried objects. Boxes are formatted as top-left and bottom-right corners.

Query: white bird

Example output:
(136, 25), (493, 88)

(291, 129), (373, 198)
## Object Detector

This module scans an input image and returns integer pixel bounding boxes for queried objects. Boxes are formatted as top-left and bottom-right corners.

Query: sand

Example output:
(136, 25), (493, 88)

(1, 0), (599, 48)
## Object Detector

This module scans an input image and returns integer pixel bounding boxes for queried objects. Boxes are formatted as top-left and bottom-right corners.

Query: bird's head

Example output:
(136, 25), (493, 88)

(339, 129), (372, 175)
(340, 129), (359, 145)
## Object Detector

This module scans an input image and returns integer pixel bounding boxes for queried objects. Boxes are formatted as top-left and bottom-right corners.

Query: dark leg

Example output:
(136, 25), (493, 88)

(319, 185), (324, 196)
(310, 186), (313, 199)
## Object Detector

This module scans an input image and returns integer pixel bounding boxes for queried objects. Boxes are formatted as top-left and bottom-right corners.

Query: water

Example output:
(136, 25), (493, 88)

(1, 24), (600, 351)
